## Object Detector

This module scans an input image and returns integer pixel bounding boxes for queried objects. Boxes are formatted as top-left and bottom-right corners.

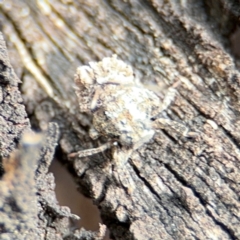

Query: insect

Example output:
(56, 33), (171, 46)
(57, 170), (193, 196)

(68, 55), (189, 164)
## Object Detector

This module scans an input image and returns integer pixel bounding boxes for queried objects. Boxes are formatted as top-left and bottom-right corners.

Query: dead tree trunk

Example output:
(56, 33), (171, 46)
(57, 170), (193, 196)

(0, 0), (240, 239)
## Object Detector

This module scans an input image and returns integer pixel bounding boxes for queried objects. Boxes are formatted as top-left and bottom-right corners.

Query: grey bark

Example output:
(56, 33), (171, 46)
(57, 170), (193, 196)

(0, 0), (240, 239)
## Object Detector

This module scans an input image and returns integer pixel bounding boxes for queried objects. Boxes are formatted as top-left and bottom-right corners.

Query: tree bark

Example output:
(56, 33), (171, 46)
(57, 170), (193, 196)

(0, 0), (240, 239)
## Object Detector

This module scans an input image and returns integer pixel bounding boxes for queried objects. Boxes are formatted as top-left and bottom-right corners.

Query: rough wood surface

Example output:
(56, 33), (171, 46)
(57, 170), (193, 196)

(1, 0), (240, 239)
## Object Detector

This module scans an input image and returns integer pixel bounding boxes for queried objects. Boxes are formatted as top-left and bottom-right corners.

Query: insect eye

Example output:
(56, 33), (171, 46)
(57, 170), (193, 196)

(151, 117), (156, 121)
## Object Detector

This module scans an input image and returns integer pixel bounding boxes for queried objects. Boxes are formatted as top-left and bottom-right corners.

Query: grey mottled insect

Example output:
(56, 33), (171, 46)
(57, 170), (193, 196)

(68, 55), (188, 164)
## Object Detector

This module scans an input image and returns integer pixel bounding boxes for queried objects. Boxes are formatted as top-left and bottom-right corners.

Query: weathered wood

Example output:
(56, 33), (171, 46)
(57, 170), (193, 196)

(1, 0), (240, 239)
(0, 21), (104, 240)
